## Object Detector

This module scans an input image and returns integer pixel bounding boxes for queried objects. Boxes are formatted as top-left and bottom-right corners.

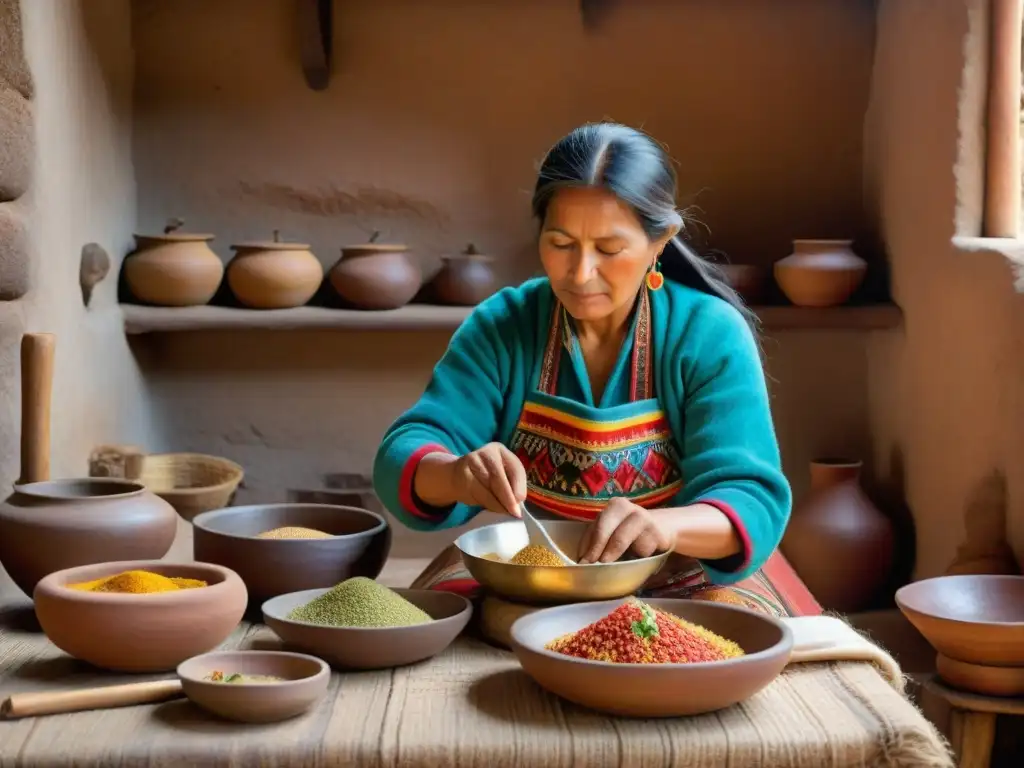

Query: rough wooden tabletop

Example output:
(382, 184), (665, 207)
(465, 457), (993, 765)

(0, 522), (952, 767)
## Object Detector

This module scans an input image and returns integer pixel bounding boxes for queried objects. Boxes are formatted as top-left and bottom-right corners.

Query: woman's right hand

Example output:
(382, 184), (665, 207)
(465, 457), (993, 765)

(451, 442), (527, 517)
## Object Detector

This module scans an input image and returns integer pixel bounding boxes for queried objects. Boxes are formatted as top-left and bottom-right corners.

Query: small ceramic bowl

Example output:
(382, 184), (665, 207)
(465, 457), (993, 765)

(896, 574), (1024, 665)
(192, 504), (391, 602)
(456, 520), (670, 604)
(509, 598), (793, 717)
(178, 650), (330, 723)
(34, 560), (247, 673)
(261, 587), (472, 669)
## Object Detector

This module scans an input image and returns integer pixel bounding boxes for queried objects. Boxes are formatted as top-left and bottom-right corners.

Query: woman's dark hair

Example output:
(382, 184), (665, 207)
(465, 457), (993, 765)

(531, 122), (757, 334)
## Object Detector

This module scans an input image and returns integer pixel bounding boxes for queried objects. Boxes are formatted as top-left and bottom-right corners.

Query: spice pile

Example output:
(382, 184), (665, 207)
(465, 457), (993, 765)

(68, 570), (207, 594)
(257, 526), (332, 540)
(546, 598), (745, 664)
(287, 577), (432, 628)
(481, 544), (571, 567)
(205, 670), (285, 684)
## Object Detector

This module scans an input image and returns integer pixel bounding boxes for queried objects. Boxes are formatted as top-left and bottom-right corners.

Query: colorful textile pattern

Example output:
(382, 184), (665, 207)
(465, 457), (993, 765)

(509, 289), (682, 521)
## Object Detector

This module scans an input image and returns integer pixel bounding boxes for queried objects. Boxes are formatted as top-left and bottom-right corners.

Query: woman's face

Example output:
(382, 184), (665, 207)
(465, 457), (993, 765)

(539, 187), (672, 323)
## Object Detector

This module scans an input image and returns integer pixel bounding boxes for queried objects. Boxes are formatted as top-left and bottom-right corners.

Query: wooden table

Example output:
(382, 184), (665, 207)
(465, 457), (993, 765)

(0, 523), (953, 767)
(924, 676), (1023, 768)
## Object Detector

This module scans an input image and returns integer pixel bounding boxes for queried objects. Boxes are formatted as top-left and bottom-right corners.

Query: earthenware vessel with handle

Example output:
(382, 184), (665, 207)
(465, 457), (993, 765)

(123, 218), (224, 306)
(780, 459), (894, 613)
(328, 231), (421, 310)
(0, 333), (178, 598)
(227, 230), (324, 309)
(773, 239), (867, 307)
(430, 243), (497, 305)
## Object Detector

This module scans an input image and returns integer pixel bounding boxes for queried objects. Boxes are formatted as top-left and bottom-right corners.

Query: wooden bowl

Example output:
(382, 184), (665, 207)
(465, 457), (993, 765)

(34, 561), (247, 673)
(178, 650), (330, 723)
(509, 599), (792, 717)
(140, 453), (244, 522)
(261, 587), (472, 669)
(936, 654), (1024, 697)
(192, 504), (391, 602)
(896, 575), (1024, 665)
(455, 520), (669, 604)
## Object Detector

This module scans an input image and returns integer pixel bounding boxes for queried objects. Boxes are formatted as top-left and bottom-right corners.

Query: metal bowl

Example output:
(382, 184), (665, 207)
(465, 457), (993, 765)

(455, 520), (670, 604)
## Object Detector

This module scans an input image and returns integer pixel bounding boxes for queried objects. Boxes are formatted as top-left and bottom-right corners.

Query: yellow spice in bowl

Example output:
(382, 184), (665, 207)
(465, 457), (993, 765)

(256, 526), (332, 540)
(509, 544), (568, 567)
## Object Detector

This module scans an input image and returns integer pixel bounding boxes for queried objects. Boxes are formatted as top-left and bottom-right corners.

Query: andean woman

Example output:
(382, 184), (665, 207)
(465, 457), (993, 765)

(374, 123), (819, 617)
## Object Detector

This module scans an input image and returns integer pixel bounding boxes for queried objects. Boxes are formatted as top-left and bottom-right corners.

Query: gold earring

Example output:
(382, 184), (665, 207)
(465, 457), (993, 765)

(645, 257), (664, 291)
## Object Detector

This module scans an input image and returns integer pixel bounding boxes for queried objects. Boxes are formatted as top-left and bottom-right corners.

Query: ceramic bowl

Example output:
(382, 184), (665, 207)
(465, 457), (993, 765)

(34, 560), (247, 673)
(895, 574), (1024, 665)
(178, 650), (330, 723)
(261, 587), (472, 669)
(192, 504), (391, 602)
(935, 654), (1024, 697)
(455, 520), (670, 604)
(509, 598), (792, 717)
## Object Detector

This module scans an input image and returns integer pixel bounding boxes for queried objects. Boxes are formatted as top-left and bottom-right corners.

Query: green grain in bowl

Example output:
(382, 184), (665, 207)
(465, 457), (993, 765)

(287, 577), (432, 628)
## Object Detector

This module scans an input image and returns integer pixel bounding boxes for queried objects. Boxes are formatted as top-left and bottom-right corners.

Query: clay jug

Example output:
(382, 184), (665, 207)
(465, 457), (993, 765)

(123, 218), (224, 306)
(329, 231), (421, 310)
(773, 239), (867, 308)
(226, 230), (323, 309)
(780, 459), (894, 613)
(431, 243), (498, 306)
(0, 334), (178, 598)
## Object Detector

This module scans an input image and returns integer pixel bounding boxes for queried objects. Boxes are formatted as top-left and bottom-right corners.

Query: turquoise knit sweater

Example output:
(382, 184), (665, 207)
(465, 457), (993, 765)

(373, 278), (791, 584)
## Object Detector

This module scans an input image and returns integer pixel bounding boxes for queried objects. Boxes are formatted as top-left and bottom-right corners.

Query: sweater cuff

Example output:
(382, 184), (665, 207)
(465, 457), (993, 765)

(697, 498), (752, 574)
(398, 443), (453, 520)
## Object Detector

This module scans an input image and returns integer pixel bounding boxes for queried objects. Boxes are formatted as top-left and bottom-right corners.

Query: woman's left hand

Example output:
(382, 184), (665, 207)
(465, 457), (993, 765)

(577, 497), (672, 564)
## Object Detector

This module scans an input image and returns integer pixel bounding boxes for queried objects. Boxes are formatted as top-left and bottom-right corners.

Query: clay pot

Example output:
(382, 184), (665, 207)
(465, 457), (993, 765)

(227, 230), (323, 309)
(123, 219), (224, 306)
(329, 232), (421, 310)
(717, 264), (769, 304)
(773, 240), (867, 307)
(431, 243), (498, 306)
(0, 334), (178, 598)
(780, 459), (894, 613)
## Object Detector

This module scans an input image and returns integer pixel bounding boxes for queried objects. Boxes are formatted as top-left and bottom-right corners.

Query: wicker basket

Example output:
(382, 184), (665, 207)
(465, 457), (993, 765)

(140, 453), (244, 522)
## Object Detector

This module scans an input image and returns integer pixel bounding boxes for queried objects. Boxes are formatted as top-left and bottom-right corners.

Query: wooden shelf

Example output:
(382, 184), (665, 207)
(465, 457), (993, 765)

(121, 303), (902, 335)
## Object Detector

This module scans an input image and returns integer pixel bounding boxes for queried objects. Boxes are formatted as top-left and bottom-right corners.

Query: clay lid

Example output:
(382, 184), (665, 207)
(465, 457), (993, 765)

(135, 218), (214, 242)
(231, 229), (310, 251)
(441, 243), (493, 261)
(341, 231), (408, 253)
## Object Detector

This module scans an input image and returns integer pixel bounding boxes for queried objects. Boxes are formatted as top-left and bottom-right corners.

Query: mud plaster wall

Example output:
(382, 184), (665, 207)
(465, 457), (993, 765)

(865, 0), (1024, 580)
(13, 0), (158, 483)
(130, 0), (880, 553)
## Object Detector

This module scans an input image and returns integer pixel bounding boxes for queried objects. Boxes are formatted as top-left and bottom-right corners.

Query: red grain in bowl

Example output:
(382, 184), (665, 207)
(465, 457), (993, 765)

(545, 598), (745, 664)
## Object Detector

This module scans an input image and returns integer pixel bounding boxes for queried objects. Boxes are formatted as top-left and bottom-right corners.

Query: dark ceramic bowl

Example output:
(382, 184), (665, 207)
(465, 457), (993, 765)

(262, 587), (472, 669)
(896, 574), (1024, 665)
(192, 504), (391, 602)
(34, 560), (247, 673)
(178, 650), (330, 723)
(510, 599), (793, 717)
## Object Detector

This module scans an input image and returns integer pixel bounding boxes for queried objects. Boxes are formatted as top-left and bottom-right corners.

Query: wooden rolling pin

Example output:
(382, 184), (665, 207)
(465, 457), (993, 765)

(18, 333), (55, 485)
(0, 679), (183, 719)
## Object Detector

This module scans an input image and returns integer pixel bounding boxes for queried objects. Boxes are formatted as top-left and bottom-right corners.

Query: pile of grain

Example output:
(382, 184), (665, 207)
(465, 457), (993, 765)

(510, 544), (568, 567)
(287, 577), (432, 628)
(256, 526), (332, 540)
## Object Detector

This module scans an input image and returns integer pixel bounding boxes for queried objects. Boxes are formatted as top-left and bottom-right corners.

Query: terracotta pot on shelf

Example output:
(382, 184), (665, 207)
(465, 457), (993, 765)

(773, 239), (867, 307)
(328, 231), (421, 310)
(717, 263), (768, 305)
(431, 243), (497, 306)
(226, 230), (323, 310)
(123, 218), (224, 306)
(780, 458), (894, 613)
(0, 334), (178, 598)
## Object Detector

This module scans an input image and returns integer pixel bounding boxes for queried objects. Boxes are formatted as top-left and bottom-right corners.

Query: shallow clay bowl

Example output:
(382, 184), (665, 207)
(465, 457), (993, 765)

(261, 587), (472, 669)
(34, 560), (247, 673)
(510, 599), (792, 718)
(935, 654), (1024, 698)
(456, 520), (670, 604)
(192, 504), (391, 602)
(895, 575), (1024, 665)
(177, 650), (330, 723)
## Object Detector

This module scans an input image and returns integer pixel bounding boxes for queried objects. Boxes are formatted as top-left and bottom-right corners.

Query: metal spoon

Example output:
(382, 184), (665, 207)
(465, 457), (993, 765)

(520, 504), (576, 566)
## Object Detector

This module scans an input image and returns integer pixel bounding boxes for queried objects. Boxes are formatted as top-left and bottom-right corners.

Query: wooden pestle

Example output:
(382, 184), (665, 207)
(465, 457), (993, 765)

(18, 333), (55, 485)
(0, 679), (184, 719)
